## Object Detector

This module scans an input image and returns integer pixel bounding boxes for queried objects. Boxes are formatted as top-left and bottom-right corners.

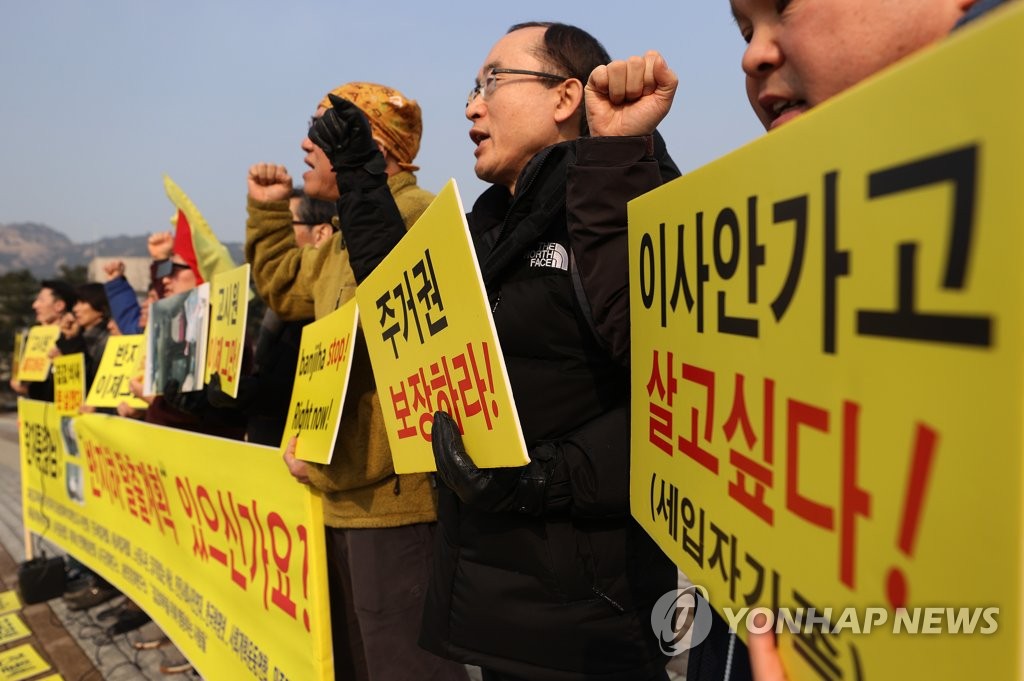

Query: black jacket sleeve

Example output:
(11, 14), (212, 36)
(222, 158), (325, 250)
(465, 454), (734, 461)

(334, 166), (406, 283)
(566, 133), (680, 366)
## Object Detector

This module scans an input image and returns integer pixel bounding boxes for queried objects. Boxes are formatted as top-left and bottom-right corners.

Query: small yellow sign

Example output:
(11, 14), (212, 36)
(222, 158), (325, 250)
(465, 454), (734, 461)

(0, 613), (31, 646)
(53, 353), (85, 416)
(11, 329), (27, 382)
(0, 591), (21, 615)
(86, 335), (148, 409)
(0, 644), (51, 681)
(206, 264), (251, 398)
(356, 180), (527, 473)
(17, 326), (60, 383)
(282, 298), (359, 464)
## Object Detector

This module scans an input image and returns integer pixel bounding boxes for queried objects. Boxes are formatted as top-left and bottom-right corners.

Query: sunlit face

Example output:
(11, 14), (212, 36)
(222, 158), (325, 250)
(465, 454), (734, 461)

(161, 256), (198, 297)
(32, 287), (65, 325)
(301, 107), (340, 201)
(466, 26), (572, 193)
(72, 300), (104, 330)
(731, 0), (972, 130)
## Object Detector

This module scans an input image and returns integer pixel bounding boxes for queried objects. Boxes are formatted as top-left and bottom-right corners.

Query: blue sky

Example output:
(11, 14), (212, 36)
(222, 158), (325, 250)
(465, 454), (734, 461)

(0, 1), (763, 245)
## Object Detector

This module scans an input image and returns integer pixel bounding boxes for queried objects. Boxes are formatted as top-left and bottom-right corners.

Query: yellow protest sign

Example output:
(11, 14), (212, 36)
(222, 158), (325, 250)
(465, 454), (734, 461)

(19, 399), (333, 680)
(53, 353), (85, 416)
(85, 335), (148, 409)
(281, 298), (358, 464)
(0, 613), (31, 646)
(629, 7), (1022, 680)
(0, 644), (50, 681)
(0, 591), (20, 615)
(17, 326), (59, 383)
(356, 180), (527, 473)
(11, 329), (27, 382)
(206, 263), (250, 398)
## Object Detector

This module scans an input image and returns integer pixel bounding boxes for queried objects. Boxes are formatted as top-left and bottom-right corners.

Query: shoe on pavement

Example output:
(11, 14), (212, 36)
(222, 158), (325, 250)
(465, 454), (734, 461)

(65, 584), (120, 611)
(106, 607), (152, 636)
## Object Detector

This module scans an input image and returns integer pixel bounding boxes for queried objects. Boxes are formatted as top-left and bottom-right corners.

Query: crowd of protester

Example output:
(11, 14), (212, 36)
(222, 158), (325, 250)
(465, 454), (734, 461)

(9, 2), (1014, 678)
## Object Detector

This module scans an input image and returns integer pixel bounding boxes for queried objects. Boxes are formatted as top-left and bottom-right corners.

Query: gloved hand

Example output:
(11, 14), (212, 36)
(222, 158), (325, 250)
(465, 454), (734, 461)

(308, 94), (386, 176)
(431, 411), (562, 515)
(205, 372), (256, 410)
(162, 377), (205, 414)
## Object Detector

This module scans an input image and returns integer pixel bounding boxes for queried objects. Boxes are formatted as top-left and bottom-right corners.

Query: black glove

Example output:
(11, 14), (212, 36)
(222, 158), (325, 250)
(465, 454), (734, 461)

(431, 411), (562, 515)
(162, 377), (205, 414)
(205, 372), (257, 409)
(308, 94), (386, 176)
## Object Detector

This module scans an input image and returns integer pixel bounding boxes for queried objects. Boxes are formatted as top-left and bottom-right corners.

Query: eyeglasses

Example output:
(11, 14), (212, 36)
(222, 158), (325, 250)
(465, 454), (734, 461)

(467, 68), (568, 108)
(155, 259), (192, 279)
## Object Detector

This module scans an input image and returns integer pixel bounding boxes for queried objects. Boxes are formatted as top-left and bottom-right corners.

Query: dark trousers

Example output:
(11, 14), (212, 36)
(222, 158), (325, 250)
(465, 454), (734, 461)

(481, 669), (671, 681)
(326, 523), (469, 681)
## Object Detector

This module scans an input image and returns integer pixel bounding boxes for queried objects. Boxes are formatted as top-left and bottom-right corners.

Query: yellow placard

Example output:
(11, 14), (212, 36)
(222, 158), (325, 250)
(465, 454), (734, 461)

(53, 353), (85, 416)
(0, 591), (21, 615)
(0, 613), (31, 646)
(11, 329), (27, 382)
(85, 335), (148, 409)
(356, 180), (527, 473)
(281, 298), (358, 464)
(0, 644), (50, 681)
(206, 264), (251, 398)
(19, 399), (333, 681)
(629, 7), (1022, 681)
(17, 326), (60, 383)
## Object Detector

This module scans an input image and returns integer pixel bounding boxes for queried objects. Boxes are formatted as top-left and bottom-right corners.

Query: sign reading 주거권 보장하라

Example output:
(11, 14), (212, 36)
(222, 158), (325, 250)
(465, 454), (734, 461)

(628, 6), (1023, 681)
(356, 179), (528, 474)
(281, 297), (359, 465)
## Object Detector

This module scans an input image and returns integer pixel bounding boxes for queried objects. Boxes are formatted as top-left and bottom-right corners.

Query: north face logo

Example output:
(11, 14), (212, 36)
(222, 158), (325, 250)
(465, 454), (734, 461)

(528, 242), (569, 270)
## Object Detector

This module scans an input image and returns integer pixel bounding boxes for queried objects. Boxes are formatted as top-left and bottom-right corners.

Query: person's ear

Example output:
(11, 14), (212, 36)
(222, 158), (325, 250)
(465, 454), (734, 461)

(552, 77), (585, 126)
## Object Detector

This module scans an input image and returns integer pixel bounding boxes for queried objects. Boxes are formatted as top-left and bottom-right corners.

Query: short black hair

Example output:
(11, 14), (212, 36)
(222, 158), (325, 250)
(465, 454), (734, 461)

(40, 280), (77, 309)
(507, 21), (611, 136)
(298, 195), (339, 231)
(74, 282), (110, 318)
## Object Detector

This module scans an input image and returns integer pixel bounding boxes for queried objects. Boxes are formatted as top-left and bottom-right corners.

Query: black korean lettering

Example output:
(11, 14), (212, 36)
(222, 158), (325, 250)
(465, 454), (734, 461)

(858, 145), (991, 346)
(823, 171), (849, 354)
(713, 206), (758, 337)
(770, 195), (808, 324)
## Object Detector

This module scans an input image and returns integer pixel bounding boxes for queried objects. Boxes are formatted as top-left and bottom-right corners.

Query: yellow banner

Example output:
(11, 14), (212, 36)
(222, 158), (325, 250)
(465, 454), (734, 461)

(0, 644), (50, 681)
(0, 613), (31, 646)
(19, 399), (333, 680)
(206, 264), (251, 398)
(629, 7), (1022, 681)
(356, 180), (527, 473)
(17, 326), (59, 383)
(53, 353), (85, 416)
(281, 298), (358, 464)
(85, 335), (148, 410)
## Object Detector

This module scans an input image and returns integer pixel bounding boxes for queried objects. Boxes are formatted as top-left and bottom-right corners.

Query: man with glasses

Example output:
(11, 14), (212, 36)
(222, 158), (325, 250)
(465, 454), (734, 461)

(311, 22), (680, 681)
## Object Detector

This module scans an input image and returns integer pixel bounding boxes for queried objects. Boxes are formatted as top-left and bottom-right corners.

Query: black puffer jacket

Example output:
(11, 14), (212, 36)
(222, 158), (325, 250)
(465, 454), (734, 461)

(414, 135), (681, 681)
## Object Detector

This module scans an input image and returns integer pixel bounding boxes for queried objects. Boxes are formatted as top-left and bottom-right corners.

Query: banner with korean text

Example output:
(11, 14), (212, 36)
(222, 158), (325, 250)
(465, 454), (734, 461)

(86, 334), (148, 410)
(283, 298), (358, 464)
(17, 326), (59, 383)
(206, 264), (250, 398)
(629, 7), (1022, 681)
(357, 179), (528, 473)
(18, 399), (332, 680)
(53, 353), (85, 416)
